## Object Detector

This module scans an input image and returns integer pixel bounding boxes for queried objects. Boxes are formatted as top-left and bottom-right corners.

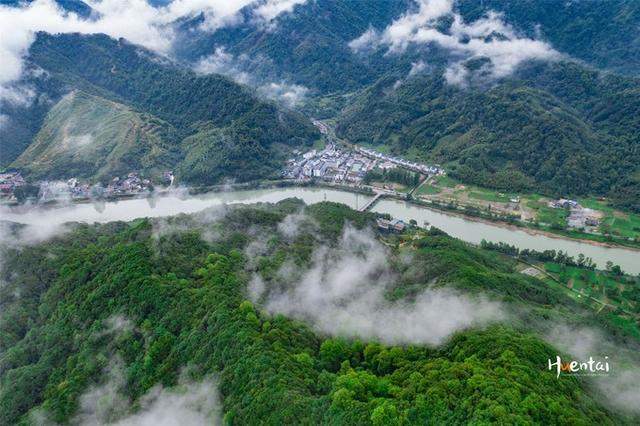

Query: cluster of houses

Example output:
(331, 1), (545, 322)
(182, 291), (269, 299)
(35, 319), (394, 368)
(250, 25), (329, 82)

(38, 179), (90, 201)
(40, 173), (154, 200)
(105, 172), (153, 195)
(66, 178), (91, 197)
(0, 172), (26, 199)
(16, 172), (158, 202)
(376, 218), (407, 233)
(283, 144), (444, 186)
(39, 178), (91, 201)
(567, 208), (601, 229)
(548, 198), (580, 209)
(283, 145), (379, 184)
(355, 147), (444, 176)
(549, 198), (601, 229)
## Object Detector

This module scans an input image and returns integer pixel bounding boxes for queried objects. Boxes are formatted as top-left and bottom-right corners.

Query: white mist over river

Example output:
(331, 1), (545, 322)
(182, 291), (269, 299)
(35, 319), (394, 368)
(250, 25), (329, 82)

(1, 187), (638, 274)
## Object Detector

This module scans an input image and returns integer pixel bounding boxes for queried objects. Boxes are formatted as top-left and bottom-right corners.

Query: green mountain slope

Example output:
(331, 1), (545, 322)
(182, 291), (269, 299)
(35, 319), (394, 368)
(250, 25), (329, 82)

(27, 33), (315, 136)
(177, 0), (411, 93)
(11, 90), (179, 180)
(175, 0), (640, 208)
(177, 0), (640, 95)
(458, 0), (640, 77)
(2, 33), (318, 183)
(1, 201), (637, 424)
(335, 62), (640, 211)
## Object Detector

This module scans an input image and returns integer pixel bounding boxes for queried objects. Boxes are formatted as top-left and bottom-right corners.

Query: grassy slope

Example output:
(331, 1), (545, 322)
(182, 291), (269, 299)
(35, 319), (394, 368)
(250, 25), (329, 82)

(11, 90), (179, 180)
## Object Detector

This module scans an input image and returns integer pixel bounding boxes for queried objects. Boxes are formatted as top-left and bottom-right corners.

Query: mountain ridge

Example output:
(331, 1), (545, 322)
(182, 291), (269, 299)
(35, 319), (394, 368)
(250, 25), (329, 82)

(2, 32), (318, 183)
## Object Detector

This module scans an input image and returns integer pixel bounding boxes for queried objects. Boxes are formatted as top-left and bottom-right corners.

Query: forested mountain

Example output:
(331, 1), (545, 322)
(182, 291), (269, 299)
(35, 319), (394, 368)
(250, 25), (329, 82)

(2, 1), (638, 203)
(1, 200), (637, 424)
(2, 2), (640, 424)
(335, 61), (640, 211)
(175, 0), (412, 93)
(167, 0), (640, 209)
(177, 0), (640, 93)
(457, 0), (640, 77)
(1, 33), (317, 183)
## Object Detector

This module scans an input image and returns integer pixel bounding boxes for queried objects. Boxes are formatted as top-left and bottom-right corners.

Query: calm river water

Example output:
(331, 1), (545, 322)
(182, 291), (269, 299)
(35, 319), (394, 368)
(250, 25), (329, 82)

(2, 187), (638, 274)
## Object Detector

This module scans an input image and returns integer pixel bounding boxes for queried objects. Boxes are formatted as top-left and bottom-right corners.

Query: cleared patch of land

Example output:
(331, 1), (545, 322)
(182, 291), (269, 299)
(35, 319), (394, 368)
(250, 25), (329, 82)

(415, 175), (640, 245)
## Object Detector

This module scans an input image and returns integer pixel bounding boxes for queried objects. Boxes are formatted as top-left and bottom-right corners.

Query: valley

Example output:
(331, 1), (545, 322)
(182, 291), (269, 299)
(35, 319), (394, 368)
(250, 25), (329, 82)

(3, 185), (639, 276)
(1, 1), (639, 424)
(283, 120), (640, 250)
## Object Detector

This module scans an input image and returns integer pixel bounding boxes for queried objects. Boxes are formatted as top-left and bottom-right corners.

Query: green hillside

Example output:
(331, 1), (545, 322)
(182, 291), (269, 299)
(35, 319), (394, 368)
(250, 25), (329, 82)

(179, 0), (640, 93)
(458, 0), (640, 77)
(2, 33), (318, 184)
(1, 201), (637, 424)
(27, 33), (316, 138)
(174, 0), (640, 209)
(177, 0), (411, 93)
(335, 62), (640, 212)
(11, 90), (179, 180)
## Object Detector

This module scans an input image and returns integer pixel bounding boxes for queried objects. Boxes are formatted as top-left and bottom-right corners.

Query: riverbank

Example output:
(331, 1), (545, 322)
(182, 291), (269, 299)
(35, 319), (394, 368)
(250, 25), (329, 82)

(402, 196), (640, 252)
(413, 177), (640, 249)
(3, 185), (638, 274)
(5, 179), (639, 252)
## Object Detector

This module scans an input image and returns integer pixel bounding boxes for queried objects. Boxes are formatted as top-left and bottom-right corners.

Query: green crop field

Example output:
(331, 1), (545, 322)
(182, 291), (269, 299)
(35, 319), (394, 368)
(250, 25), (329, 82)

(468, 188), (515, 203)
(544, 263), (640, 314)
(416, 182), (441, 195)
(431, 175), (458, 188)
(580, 197), (640, 239)
(527, 200), (568, 227)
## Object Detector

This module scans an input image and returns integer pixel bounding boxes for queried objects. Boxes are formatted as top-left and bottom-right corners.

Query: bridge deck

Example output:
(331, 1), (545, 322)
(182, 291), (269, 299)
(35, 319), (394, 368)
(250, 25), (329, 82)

(359, 193), (383, 212)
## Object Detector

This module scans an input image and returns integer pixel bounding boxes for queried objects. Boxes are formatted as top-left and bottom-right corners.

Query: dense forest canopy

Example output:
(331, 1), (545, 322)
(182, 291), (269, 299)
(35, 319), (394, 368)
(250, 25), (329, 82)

(1, 200), (639, 424)
(2, 1), (640, 424)
(335, 61), (640, 211)
(176, 0), (640, 91)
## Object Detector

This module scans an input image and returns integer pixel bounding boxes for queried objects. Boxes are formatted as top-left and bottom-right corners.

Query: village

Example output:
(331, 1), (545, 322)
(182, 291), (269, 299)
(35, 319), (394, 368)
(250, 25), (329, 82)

(0, 171), (26, 197)
(0, 171), (169, 203)
(282, 143), (444, 186)
(0, 151), (614, 240)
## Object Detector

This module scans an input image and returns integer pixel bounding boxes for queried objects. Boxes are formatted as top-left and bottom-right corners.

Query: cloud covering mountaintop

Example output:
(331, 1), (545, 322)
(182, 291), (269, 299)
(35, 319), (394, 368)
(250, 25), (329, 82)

(0, 0), (309, 102)
(349, 0), (559, 85)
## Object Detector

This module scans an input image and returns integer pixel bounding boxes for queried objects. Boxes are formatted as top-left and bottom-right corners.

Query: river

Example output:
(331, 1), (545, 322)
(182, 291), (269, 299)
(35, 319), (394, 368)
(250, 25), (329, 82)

(1, 186), (638, 274)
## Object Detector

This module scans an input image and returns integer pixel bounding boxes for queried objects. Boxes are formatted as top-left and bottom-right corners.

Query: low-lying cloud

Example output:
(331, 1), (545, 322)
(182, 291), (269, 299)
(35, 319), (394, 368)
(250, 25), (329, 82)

(111, 379), (221, 426)
(61, 357), (222, 426)
(349, 0), (559, 85)
(253, 0), (306, 25)
(257, 82), (308, 107)
(276, 212), (309, 239)
(251, 225), (504, 345)
(194, 47), (252, 84)
(195, 47), (309, 107)
(0, 214), (71, 248)
(545, 324), (640, 415)
(0, 0), (308, 103)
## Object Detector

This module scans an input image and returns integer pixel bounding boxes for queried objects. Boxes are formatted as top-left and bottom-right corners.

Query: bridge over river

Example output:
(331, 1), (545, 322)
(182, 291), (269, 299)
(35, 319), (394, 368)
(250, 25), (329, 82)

(2, 186), (638, 274)
(358, 192), (383, 212)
